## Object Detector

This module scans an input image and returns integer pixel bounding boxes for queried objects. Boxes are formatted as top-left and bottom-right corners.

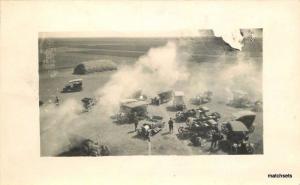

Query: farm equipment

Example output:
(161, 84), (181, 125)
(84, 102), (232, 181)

(151, 90), (173, 105)
(190, 91), (213, 105)
(116, 100), (148, 123)
(137, 116), (165, 137)
(61, 79), (83, 93)
(173, 91), (186, 111)
(80, 139), (110, 156)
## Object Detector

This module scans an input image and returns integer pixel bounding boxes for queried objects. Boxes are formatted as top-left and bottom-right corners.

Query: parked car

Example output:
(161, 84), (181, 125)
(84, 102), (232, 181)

(233, 111), (256, 133)
(137, 116), (165, 138)
(80, 139), (110, 156)
(221, 121), (255, 154)
(61, 79), (83, 93)
(81, 97), (97, 112)
(178, 118), (218, 140)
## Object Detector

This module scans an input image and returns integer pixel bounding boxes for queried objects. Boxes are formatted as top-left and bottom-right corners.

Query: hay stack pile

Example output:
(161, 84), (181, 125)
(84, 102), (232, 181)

(73, 60), (117, 75)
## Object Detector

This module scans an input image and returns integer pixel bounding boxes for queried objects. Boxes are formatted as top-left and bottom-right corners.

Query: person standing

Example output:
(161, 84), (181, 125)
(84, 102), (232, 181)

(168, 118), (174, 134)
(210, 130), (220, 150)
(133, 112), (139, 131)
(55, 96), (60, 106)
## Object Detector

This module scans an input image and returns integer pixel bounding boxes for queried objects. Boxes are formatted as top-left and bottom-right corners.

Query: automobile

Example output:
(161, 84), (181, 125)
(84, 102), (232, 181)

(190, 91), (213, 105)
(227, 90), (252, 108)
(151, 90), (173, 105)
(116, 100), (148, 123)
(233, 110), (256, 133)
(175, 106), (221, 123)
(196, 106), (221, 122)
(137, 116), (165, 137)
(81, 97), (98, 112)
(221, 121), (255, 154)
(173, 91), (186, 111)
(178, 118), (218, 140)
(80, 139), (110, 156)
(61, 79), (83, 93)
(175, 109), (197, 122)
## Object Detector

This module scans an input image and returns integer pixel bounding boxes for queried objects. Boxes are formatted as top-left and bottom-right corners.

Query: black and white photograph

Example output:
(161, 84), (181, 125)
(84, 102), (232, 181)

(39, 29), (263, 156)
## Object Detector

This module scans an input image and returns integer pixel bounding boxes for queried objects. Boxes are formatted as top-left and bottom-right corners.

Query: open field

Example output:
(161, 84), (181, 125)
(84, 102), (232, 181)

(39, 37), (263, 156)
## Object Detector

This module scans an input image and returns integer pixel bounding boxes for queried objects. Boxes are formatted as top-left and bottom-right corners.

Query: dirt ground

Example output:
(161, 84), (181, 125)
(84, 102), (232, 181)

(39, 61), (263, 156)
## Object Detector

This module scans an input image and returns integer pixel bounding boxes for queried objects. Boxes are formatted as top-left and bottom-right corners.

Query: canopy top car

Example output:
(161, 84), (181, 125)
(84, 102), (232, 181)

(233, 111), (256, 132)
(227, 120), (249, 133)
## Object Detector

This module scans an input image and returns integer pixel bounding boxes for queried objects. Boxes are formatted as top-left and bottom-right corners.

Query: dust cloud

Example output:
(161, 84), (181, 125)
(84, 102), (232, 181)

(95, 41), (190, 114)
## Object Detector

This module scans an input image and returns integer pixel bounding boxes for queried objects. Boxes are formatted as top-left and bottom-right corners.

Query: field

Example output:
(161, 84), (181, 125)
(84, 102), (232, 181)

(39, 37), (263, 156)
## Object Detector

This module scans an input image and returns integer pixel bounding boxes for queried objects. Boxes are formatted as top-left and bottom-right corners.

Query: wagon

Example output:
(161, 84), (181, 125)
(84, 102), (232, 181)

(151, 90), (173, 105)
(116, 100), (148, 123)
(173, 91), (186, 111)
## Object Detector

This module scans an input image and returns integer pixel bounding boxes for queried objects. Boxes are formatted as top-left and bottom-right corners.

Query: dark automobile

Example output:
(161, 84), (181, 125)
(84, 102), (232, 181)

(178, 118), (218, 140)
(81, 97), (97, 112)
(221, 121), (255, 154)
(233, 111), (256, 133)
(80, 139), (110, 156)
(137, 116), (165, 137)
(62, 79), (83, 93)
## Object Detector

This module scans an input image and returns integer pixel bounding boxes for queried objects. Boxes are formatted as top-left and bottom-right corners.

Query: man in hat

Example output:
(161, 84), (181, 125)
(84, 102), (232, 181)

(168, 118), (174, 134)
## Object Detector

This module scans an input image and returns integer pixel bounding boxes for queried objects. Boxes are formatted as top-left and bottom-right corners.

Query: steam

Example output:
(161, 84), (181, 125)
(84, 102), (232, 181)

(96, 41), (189, 113)
(185, 53), (262, 101)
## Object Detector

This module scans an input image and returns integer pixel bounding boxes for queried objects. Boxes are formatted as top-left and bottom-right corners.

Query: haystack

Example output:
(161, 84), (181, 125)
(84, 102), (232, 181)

(73, 60), (117, 74)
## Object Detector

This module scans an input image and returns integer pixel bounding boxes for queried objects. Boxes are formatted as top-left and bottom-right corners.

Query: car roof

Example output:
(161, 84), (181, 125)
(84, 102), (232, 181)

(69, 79), (83, 83)
(207, 119), (217, 125)
(157, 90), (173, 95)
(233, 111), (256, 119)
(228, 121), (249, 132)
(199, 106), (210, 111)
(120, 99), (138, 104)
(122, 101), (148, 108)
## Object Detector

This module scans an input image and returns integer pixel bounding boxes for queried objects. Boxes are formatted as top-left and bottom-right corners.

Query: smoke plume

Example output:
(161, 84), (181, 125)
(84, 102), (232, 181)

(96, 41), (189, 113)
